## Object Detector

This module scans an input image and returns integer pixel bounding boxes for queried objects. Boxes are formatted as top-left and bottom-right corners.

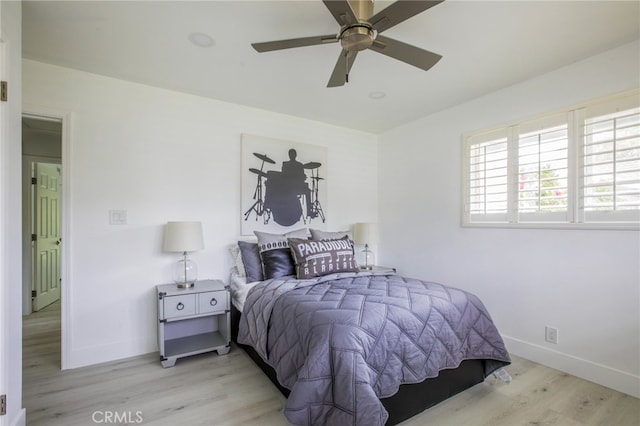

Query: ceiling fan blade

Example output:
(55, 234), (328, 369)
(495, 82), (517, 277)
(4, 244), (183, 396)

(252, 35), (337, 52)
(369, 0), (445, 33)
(370, 35), (442, 71)
(327, 50), (358, 87)
(322, 0), (358, 26)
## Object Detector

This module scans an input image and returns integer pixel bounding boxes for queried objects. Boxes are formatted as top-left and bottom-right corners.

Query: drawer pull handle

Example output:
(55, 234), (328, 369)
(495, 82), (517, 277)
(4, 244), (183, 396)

(176, 302), (184, 311)
(210, 298), (218, 306)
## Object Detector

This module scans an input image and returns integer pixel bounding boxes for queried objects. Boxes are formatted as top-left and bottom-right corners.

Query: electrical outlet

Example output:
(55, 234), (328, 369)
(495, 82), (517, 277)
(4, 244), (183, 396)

(545, 326), (559, 344)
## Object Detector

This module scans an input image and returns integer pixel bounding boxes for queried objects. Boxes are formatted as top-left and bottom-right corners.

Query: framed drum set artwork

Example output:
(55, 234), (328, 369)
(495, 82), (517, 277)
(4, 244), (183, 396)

(241, 134), (328, 235)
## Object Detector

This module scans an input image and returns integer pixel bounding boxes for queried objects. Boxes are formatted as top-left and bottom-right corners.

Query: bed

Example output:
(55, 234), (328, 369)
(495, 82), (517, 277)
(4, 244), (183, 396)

(229, 231), (511, 425)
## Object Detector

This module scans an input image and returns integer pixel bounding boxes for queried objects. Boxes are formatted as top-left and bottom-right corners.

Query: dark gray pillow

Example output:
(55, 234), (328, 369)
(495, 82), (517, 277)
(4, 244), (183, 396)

(237, 241), (263, 283)
(254, 228), (308, 280)
(288, 236), (359, 279)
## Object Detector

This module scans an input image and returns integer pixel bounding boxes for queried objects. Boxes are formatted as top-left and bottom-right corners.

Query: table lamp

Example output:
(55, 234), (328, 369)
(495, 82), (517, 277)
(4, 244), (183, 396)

(163, 221), (204, 288)
(354, 222), (378, 270)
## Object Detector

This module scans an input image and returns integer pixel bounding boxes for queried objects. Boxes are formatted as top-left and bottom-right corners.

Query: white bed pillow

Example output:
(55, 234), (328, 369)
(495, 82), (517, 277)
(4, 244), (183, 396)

(228, 243), (246, 277)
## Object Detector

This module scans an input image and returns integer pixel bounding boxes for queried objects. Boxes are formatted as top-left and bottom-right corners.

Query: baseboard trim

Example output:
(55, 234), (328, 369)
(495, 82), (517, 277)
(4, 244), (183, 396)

(65, 338), (156, 370)
(503, 335), (639, 398)
(10, 408), (26, 426)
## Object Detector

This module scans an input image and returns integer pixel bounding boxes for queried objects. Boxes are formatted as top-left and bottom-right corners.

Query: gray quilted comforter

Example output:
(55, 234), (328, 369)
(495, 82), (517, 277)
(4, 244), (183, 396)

(237, 271), (510, 425)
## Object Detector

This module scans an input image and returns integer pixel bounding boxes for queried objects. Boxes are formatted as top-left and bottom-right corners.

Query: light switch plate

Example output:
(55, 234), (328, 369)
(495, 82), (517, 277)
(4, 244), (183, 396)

(109, 210), (127, 225)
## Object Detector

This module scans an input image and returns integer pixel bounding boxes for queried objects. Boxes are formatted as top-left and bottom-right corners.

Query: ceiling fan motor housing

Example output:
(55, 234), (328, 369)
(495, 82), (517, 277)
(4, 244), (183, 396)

(340, 24), (375, 51)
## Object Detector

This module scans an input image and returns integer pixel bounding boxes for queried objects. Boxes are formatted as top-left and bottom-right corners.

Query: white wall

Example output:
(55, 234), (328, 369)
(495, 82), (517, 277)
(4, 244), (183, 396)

(0, 0), (25, 424)
(379, 40), (640, 397)
(22, 59), (378, 368)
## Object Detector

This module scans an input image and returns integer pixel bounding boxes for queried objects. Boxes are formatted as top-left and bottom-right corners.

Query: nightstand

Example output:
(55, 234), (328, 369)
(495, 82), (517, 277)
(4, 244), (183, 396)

(156, 279), (231, 368)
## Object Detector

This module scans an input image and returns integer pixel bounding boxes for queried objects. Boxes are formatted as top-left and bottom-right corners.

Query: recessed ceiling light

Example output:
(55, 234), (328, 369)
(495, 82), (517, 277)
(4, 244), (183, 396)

(368, 91), (386, 100)
(188, 32), (215, 48)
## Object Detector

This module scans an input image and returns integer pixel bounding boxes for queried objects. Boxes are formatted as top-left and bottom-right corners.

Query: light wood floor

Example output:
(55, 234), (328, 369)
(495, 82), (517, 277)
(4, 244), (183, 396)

(23, 301), (639, 426)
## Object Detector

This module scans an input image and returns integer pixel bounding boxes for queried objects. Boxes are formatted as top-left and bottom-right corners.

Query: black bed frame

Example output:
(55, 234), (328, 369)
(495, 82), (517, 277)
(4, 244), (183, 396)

(231, 305), (487, 425)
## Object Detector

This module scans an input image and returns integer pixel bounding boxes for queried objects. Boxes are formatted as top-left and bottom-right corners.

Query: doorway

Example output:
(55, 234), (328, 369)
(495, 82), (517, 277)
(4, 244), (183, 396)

(21, 114), (63, 367)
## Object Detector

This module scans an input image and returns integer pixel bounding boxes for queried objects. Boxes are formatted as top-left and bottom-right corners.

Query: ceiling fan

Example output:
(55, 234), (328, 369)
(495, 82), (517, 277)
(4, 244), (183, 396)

(251, 0), (445, 87)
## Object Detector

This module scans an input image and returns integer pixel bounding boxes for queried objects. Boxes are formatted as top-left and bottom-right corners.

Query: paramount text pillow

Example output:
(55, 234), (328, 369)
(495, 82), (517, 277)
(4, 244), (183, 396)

(288, 236), (358, 279)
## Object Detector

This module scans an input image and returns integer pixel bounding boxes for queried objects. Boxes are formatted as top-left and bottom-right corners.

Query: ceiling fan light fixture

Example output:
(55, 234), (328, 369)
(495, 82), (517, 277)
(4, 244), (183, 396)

(339, 25), (375, 52)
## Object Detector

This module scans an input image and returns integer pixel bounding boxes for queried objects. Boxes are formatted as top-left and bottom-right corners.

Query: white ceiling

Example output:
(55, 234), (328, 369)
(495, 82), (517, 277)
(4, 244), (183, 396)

(22, 0), (640, 134)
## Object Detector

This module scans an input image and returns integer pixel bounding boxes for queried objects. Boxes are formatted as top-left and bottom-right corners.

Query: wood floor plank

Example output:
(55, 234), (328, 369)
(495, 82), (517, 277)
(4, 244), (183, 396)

(23, 301), (639, 425)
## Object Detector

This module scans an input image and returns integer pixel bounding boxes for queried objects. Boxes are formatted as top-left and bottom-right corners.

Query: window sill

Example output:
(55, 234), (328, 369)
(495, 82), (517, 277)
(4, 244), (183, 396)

(461, 221), (640, 231)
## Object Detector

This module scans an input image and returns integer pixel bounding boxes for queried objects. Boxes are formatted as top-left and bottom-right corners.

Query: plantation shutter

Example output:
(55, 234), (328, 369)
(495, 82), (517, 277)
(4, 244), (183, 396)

(517, 113), (570, 222)
(582, 94), (640, 223)
(466, 129), (509, 222)
(463, 89), (639, 229)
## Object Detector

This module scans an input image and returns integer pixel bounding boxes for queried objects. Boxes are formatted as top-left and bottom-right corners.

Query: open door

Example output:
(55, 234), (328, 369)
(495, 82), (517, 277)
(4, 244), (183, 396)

(31, 162), (61, 311)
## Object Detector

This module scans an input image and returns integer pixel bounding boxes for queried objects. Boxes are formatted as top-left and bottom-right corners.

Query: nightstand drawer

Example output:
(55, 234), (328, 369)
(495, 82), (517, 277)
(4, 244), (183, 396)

(163, 294), (196, 319)
(198, 291), (227, 314)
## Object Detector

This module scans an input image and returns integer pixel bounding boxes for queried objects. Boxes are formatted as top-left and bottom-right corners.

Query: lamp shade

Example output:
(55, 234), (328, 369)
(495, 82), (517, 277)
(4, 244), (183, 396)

(163, 221), (204, 253)
(353, 223), (378, 245)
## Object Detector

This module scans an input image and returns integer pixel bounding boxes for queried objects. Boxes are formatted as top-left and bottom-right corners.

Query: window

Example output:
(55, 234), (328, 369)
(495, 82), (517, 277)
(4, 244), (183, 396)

(463, 91), (640, 229)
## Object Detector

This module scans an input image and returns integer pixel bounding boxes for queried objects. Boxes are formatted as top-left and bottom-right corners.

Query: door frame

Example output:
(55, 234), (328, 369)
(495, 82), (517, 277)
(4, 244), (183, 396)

(22, 106), (72, 369)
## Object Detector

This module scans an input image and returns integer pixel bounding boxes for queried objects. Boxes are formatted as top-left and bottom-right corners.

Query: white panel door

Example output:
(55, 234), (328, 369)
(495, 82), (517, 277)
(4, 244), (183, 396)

(32, 162), (61, 311)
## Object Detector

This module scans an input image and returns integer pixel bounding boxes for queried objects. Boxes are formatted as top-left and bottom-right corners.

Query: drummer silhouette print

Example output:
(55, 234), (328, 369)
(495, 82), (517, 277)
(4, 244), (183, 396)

(243, 144), (325, 229)
(280, 149), (313, 218)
